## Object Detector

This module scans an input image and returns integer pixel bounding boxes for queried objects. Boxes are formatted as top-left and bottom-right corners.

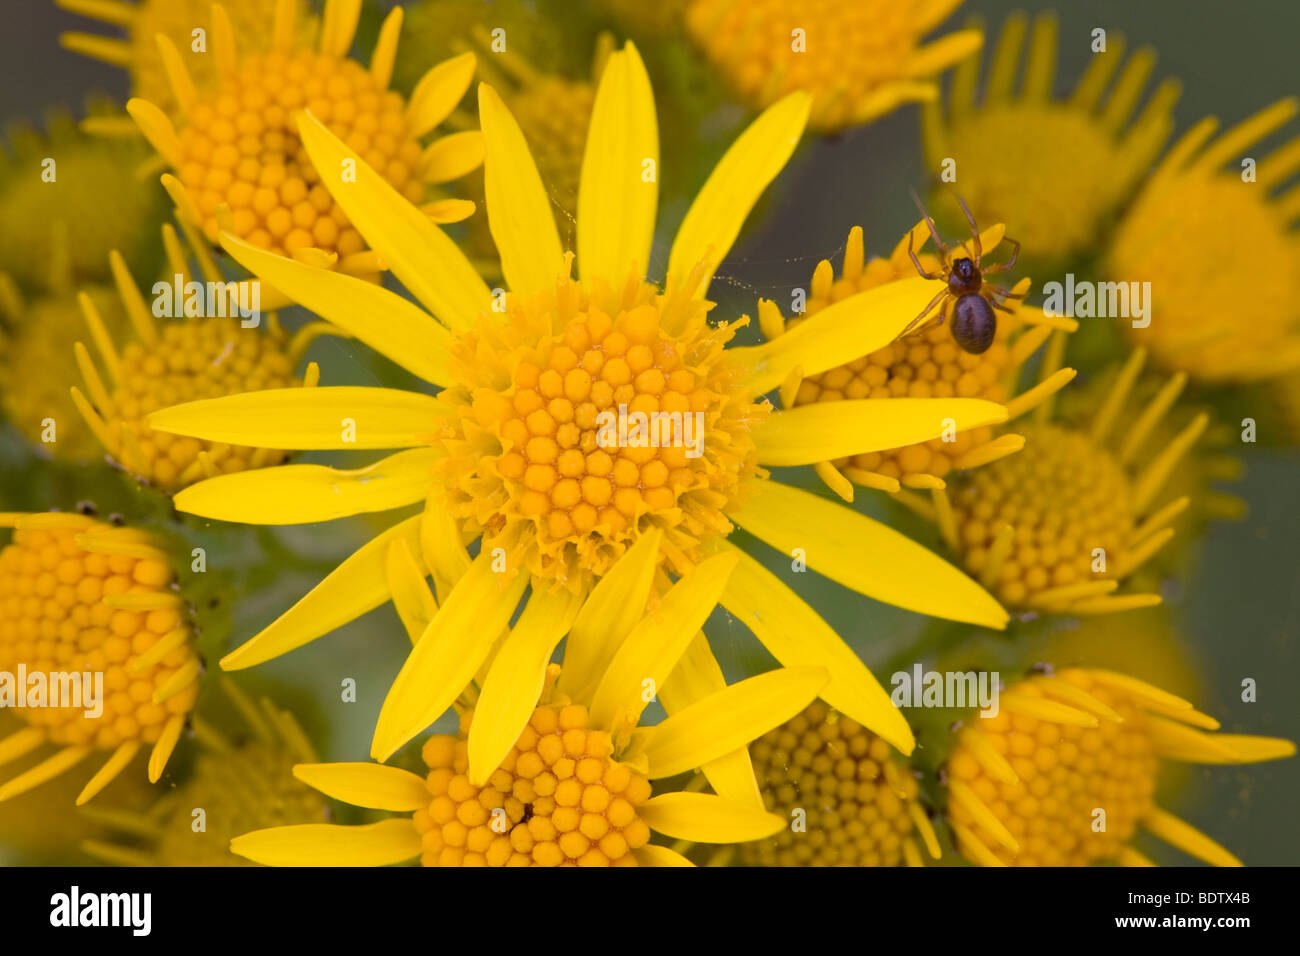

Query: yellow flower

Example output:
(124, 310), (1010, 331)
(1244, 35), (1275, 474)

(0, 103), (163, 286)
(0, 714), (151, 863)
(918, 345), (1209, 614)
(685, 0), (983, 132)
(0, 511), (200, 805)
(1107, 98), (1300, 382)
(944, 666), (1294, 866)
(760, 220), (1077, 497)
(0, 240), (128, 461)
(147, 42), (1012, 768)
(922, 14), (1179, 264)
(741, 700), (940, 866)
(58, 0), (314, 112)
(80, 679), (328, 866)
(230, 567), (833, 866)
(126, 0), (482, 272)
(70, 222), (312, 492)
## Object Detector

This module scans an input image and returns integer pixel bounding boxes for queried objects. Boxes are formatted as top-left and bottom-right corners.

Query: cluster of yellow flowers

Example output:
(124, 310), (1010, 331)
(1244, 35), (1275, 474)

(0, 0), (1292, 872)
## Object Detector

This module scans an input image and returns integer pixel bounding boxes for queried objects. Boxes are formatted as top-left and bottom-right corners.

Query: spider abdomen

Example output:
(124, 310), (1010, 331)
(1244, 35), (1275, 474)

(952, 294), (997, 354)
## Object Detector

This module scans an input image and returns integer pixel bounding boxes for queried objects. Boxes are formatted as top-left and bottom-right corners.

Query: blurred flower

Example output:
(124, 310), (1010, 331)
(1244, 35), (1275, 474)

(126, 0), (482, 273)
(685, 0), (982, 132)
(922, 14), (1179, 265)
(760, 220), (1077, 498)
(1106, 98), (1300, 383)
(944, 666), (1294, 866)
(145, 44), (1010, 746)
(0, 511), (199, 805)
(232, 626), (829, 866)
(921, 345), (1209, 614)
(58, 0), (315, 113)
(70, 222), (311, 492)
(0, 103), (163, 286)
(741, 700), (939, 866)
(0, 233), (127, 461)
(80, 679), (328, 866)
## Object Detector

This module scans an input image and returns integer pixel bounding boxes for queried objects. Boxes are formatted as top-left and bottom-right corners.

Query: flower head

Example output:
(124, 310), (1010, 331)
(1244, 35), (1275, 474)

(70, 223), (309, 491)
(0, 250), (127, 461)
(231, 609), (831, 866)
(741, 700), (939, 866)
(126, 0), (482, 271)
(929, 346), (1209, 614)
(761, 220), (1077, 498)
(922, 14), (1179, 264)
(80, 679), (328, 866)
(147, 42), (1011, 763)
(59, 0), (314, 112)
(1106, 98), (1300, 382)
(0, 511), (199, 805)
(0, 103), (163, 286)
(685, 0), (983, 132)
(944, 666), (1294, 866)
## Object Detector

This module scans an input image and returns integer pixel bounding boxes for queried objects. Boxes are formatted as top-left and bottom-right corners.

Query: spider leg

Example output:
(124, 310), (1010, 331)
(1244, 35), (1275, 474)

(909, 187), (951, 257)
(906, 230), (943, 280)
(987, 283), (1026, 302)
(894, 289), (950, 341)
(982, 237), (1020, 275)
(955, 194), (981, 266)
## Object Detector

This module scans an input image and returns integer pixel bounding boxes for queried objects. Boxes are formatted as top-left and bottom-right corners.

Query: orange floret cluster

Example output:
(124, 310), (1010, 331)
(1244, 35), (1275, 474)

(413, 702), (653, 866)
(0, 518), (198, 751)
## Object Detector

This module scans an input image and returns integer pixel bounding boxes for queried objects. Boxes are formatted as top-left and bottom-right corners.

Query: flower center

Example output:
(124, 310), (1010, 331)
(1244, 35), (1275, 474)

(948, 423), (1132, 606)
(946, 671), (1158, 866)
(1108, 173), (1297, 379)
(175, 51), (424, 259)
(743, 701), (931, 866)
(0, 518), (198, 751)
(108, 317), (298, 489)
(438, 273), (765, 586)
(946, 106), (1125, 259)
(686, 0), (921, 128)
(414, 701), (652, 867)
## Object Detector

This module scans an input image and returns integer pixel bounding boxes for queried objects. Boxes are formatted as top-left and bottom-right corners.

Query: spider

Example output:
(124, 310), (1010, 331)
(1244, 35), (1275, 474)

(896, 191), (1022, 354)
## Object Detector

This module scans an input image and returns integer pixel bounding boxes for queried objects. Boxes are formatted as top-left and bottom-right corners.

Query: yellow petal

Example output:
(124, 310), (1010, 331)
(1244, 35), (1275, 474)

(577, 43), (658, 285)
(172, 447), (438, 524)
(716, 540), (915, 753)
(296, 111), (490, 331)
(633, 844), (695, 866)
(149, 386), (446, 450)
(230, 820), (422, 867)
(641, 667), (828, 779)
(557, 527), (662, 699)
(755, 398), (1008, 465)
(420, 495), (472, 601)
(421, 130), (485, 184)
(371, 555), (529, 762)
(638, 792), (785, 843)
(220, 515), (424, 670)
(468, 587), (586, 785)
(658, 633), (763, 807)
(386, 537), (438, 644)
(732, 277), (945, 396)
(478, 83), (564, 297)
(668, 91), (810, 298)
(730, 481), (1008, 629)
(292, 762), (431, 811)
(219, 231), (454, 386)
(407, 51), (478, 138)
(588, 550), (738, 732)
